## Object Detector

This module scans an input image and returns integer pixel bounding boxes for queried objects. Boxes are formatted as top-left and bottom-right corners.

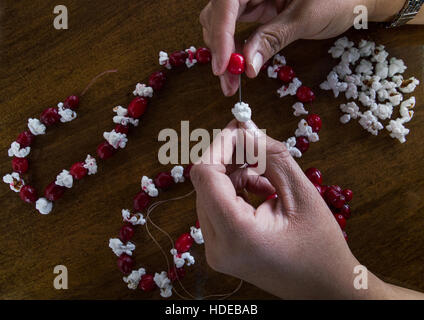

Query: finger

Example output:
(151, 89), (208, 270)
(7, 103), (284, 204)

(206, 0), (241, 76)
(230, 168), (275, 196)
(219, 72), (240, 97)
(191, 120), (255, 227)
(243, 8), (298, 78)
(240, 121), (319, 216)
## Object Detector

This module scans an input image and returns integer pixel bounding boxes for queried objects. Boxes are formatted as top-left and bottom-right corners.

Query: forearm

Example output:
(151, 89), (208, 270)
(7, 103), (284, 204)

(370, 0), (424, 24)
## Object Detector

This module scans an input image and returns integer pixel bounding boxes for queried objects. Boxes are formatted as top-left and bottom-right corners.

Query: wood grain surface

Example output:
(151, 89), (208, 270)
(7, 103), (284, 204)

(0, 0), (423, 300)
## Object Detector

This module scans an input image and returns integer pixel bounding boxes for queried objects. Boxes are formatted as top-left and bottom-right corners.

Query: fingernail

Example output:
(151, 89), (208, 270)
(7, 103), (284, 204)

(212, 57), (221, 75)
(251, 52), (263, 76)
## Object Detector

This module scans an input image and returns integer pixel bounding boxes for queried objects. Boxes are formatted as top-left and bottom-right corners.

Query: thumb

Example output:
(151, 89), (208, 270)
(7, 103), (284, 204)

(243, 11), (299, 78)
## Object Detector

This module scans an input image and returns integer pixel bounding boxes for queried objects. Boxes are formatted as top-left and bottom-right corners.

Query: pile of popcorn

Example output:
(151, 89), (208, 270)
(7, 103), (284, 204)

(320, 37), (419, 143)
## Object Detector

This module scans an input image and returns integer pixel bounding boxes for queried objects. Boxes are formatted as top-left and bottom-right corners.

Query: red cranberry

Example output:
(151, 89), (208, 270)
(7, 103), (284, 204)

(307, 114), (322, 133)
(127, 97), (148, 119)
(324, 188), (340, 205)
(266, 193), (278, 200)
(117, 253), (134, 274)
(320, 185), (329, 196)
(334, 213), (347, 230)
(305, 167), (323, 185)
(195, 47), (212, 64)
(330, 185), (342, 193)
(175, 233), (194, 253)
(227, 53), (245, 75)
(333, 195), (346, 209)
(168, 266), (186, 282)
(183, 164), (193, 180)
(16, 130), (35, 148)
(45, 182), (66, 201)
(70, 162), (88, 180)
(195, 219), (200, 229)
(133, 191), (150, 211)
(295, 136), (309, 153)
(148, 71), (167, 91)
(12, 157), (29, 174)
(340, 204), (351, 219)
(40, 107), (61, 126)
(19, 185), (37, 203)
(296, 86), (315, 103)
(63, 95), (79, 110)
(278, 65), (295, 83)
(115, 124), (129, 134)
(97, 141), (116, 160)
(154, 172), (174, 190)
(169, 51), (188, 67)
(119, 224), (135, 242)
(342, 189), (353, 202)
(139, 274), (156, 292)
(314, 184), (325, 196)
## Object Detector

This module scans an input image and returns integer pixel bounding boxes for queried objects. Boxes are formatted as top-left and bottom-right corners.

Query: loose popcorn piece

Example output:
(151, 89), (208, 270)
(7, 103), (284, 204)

(109, 238), (136, 256)
(388, 57), (407, 77)
(355, 59), (373, 76)
(55, 169), (73, 188)
(190, 226), (204, 244)
(399, 77), (420, 93)
(232, 101), (251, 122)
(27, 118), (46, 135)
(333, 61), (352, 78)
(386, 118), (410, 143)
(375, 61), (388, 80)
(371, 45), (389, 63)
(35, 197), (53, 215)
(141, 176), (159, 197)
(292, 102), (308, 117)
(320, 71), (347, 98)
(122, 209), (146, 225)
(3, 172), (24, 192)
(399, 97), (416, 123)
(103, 130), (128, 149)
(133, 83), (153, 97)
(341, 47), (360, 65)
(340, 102), (361, 119)
(358, 40), (375, 57)
(8, 142), (30, 158)
(123, 268), (146, 290)
(358, 111), (383, 136)
(340, 114), (351, 124)
(373, 103), (393, 120)
(171, 166), (185, 183)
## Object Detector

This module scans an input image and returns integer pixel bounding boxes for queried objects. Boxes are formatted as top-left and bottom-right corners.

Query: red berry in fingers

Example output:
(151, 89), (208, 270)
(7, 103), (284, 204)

(154, 172), (174, 190)
(307, 114), (322, 133)
(97, 141), (116, 160)
(40, 107), (61, 126)
(70, 162), (88, 180)
(19, 185), (37, 203)
(139, 274), (156, 292)
(266, 192), (278, 200)
(127, 97), (148, 119)
(195, 47), (212, 64)
(334, 213), (347, 230)
(63, 95), (79, 110)
(119, 224), (135, 242)
(148, 71), (167, 91)
(278, 65), (295, 83)
(117, 253), (134, 274)
(227, 53), (245, 75)
(133, 191), (150, 211)
(295, 136), (309, 153)
(12, 157), (29, 174)
(340, 204), (351, 219)
(175, 233), (194, 253)
(169, 51), (188, 67)
(16, 130), (35, 148)
(44, 181), (66, 201)
(305, 167), (323, 185)
(342, 189), (353, 202)
(296, 86), (315, 103)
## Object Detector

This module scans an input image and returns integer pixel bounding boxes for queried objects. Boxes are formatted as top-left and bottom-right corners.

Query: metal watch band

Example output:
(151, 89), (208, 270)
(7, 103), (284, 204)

(387, 0), (424, 28)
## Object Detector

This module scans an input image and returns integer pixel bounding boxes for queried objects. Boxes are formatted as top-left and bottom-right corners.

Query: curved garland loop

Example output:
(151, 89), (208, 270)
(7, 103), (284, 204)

(106, 46), (324, 298)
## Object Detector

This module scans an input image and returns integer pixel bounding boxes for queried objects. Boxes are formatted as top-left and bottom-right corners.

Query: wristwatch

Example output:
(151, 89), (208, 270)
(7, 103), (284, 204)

(386, 0), (424, 28)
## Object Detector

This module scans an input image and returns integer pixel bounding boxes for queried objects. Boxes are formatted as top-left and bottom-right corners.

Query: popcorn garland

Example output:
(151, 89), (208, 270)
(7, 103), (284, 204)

(321, 37), (420, 143)
(109, 164), (203, 298)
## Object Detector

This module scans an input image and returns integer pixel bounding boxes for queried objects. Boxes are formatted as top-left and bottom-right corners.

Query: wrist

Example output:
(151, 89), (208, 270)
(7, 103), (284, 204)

(368, 0), (406, 22)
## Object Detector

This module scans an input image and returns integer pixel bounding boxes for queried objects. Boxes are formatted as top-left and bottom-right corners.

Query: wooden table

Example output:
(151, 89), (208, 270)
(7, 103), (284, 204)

(0, 0), (423, 299)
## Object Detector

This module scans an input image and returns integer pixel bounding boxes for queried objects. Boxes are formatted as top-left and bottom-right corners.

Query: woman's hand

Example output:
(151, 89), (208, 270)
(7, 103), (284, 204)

(200, 0), (407, 96)
(190, 120), (424, 299)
